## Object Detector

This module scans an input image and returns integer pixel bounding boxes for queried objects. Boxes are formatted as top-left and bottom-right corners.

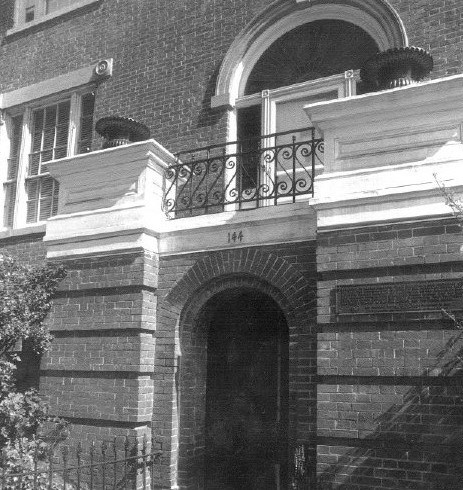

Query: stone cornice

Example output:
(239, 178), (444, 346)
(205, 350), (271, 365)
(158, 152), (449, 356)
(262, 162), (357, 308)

(305, 74), (463, 131)
(306, 74), (463, 229)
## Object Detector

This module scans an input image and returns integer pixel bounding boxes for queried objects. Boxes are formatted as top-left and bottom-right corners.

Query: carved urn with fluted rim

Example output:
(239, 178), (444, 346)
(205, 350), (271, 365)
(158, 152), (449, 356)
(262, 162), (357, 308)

(360, 46), (433, 91)
(95, 116), (150, 149)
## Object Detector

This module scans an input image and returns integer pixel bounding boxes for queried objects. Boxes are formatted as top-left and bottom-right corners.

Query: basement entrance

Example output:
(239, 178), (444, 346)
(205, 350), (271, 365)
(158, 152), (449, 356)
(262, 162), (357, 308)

(204, 289), (289, 489)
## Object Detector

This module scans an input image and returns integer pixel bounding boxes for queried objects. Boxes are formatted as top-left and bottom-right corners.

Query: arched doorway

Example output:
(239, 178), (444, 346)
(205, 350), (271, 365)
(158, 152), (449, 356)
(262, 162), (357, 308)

(202, 288), (289, 489)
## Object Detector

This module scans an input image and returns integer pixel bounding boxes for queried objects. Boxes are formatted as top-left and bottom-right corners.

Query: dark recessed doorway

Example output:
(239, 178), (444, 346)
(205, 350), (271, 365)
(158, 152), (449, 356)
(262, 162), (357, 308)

(204, 289), (289, 489)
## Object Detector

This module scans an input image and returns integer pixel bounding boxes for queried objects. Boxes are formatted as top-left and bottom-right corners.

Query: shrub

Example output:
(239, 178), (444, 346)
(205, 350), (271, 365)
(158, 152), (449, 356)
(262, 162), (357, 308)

(0, 255), (66, 487)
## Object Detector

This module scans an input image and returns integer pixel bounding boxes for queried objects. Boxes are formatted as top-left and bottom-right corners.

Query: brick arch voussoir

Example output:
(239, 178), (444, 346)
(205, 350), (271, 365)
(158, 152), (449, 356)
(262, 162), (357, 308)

(166, 248), (313, 330)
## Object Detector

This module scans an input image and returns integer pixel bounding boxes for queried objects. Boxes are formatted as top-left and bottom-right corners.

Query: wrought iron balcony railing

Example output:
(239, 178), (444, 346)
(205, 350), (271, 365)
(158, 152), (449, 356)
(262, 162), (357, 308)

(163, 127), (323, 218)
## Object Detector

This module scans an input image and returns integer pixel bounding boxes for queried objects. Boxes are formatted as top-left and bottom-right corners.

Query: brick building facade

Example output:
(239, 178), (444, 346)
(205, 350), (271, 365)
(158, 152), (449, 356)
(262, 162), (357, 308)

(1, 0), (463, 488)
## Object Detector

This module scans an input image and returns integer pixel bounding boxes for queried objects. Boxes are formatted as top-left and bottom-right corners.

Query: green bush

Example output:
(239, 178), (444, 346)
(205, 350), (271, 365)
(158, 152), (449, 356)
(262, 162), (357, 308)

(0, 255), (66, 487)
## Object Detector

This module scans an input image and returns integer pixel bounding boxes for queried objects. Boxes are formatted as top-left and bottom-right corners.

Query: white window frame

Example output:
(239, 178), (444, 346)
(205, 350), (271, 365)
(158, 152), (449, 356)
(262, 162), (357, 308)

(1, 87), (94, 229)
(10, 0), (99, 34)
(222, 71), (357, 210)
(232, 70), (358, 141)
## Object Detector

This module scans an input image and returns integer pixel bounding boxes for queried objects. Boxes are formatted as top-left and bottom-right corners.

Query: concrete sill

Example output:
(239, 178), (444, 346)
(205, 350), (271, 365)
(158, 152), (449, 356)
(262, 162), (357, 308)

(0, 224), (46, 240)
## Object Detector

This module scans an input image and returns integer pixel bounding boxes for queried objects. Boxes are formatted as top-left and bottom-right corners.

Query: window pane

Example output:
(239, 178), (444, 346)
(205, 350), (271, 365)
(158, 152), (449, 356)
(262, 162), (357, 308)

(3, 184), (16, 227)
(237, 106), (261, 190)
(43, 105), (57, 150)
(28, 153), (40, 177)
(26, 180), (39, 223)
(30, 101), (70, 172)
(25, 6), (35, 22)
(55, 101), (70, 159)
(78, 92), (95, 154)
(41, 176), (54, 198)
(27, 179), (39, 199)
(54, 146), (67, 160)
(41, 149), (53, 164)
(26, 177), (59, 223)
(58, 102), (70, 124)
(46, 0), (73, 14)
(39, 177), (59, 221)
(7, 115), (23, 180)
(26, 200), (38, 223)
(32, 110), (44, 153)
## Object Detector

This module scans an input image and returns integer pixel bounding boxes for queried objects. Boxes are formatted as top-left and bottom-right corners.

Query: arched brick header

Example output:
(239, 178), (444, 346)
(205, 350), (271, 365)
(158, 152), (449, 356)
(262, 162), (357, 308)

(156, 248), (318, 488)
(166, 248), (314, 321)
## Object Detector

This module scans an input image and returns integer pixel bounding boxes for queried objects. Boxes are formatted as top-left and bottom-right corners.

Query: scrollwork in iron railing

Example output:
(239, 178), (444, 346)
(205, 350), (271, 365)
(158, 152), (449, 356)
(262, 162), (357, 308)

(163, 127), (323, 218)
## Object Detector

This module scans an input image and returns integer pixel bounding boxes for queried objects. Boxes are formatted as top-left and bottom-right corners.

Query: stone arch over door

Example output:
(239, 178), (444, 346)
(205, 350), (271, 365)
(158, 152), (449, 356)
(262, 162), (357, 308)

(157, 248), (317, 489)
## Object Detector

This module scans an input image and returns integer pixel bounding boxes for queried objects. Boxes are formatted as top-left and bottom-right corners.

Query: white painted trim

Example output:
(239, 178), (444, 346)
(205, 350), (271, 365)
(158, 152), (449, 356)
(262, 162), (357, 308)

(159, 206), (317, 255)
(305, 74), (463, 229)
(210, 92), (234, 109)
(13, 108), (32, 227)
(0, 74), (105, 228)
(68, 92), (81, 156)
(236, 6), (389, 99)
(159, 236), (316, 258)
(0, 116), (10, 228)
(0, 62), (110, 109)
(304, 73), (463, 131)
(0, 224), (46, 239)
(7, 0), (100, 36)
(212, 0), (407, 108)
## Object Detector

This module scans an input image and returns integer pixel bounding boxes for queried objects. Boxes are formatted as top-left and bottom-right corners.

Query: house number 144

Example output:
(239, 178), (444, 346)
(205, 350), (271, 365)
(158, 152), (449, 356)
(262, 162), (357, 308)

(228, 231), (244, 243)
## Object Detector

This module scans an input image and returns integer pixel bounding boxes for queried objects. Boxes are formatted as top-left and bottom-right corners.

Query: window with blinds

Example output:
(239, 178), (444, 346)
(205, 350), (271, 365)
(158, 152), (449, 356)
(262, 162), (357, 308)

(26, 101), (69, 223)
(2, 91), (95, 227)
(78, 92), (96, 154)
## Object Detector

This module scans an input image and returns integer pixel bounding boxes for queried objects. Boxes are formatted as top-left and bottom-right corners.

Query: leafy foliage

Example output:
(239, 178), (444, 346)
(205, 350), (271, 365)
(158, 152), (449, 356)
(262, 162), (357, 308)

(0, 254), (66, 356)
(0, 255), (67, 487)
(0, 361), (50, 448)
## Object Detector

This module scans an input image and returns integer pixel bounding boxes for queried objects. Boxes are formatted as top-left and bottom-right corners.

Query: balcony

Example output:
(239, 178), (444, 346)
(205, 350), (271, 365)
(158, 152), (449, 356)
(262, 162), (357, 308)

(41, 74), (463, 259)
(163, 127), (324, 218)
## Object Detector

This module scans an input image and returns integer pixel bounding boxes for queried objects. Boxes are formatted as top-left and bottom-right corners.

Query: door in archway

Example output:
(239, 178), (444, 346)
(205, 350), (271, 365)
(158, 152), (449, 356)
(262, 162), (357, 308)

(204, 290), (288, 489)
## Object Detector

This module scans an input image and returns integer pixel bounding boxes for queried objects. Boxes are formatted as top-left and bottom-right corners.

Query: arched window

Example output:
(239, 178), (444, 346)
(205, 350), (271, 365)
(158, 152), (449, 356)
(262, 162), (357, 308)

(211, 0), (407, 200)
(244, 20), (379, 95)
(213, 0), (407, 109)
(236, 19), (379, 165)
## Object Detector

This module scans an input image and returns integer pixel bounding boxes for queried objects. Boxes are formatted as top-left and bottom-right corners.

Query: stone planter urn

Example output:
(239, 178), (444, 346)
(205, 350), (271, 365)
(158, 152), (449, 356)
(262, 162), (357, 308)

(95, 116), (150, 149)
(360, 46), (433, 91)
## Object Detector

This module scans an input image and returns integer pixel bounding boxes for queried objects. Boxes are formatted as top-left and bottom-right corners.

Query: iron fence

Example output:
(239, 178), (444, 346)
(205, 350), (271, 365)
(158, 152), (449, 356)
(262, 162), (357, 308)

(163, 127), (323, 218)
(292, 444), (310, 490)
(0, 435), (161, 489)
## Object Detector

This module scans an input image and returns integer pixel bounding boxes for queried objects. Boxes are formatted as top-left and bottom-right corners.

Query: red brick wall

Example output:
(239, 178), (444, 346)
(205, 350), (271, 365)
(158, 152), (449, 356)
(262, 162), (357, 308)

(157, 242), (318, 488)
(1, 0), (463, 155)
(317, 217), (463, 489)
(389, 0), (463, 77)
(0, 0), (268, 153)
(35, 251), (158, 458)
(0, 236), (164, 482)
(2, 0), (463, 486)
(0, 232), (46, 263)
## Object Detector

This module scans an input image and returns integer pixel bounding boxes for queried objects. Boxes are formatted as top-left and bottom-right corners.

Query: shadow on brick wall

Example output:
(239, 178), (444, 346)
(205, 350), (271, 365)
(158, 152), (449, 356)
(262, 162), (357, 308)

(317, 327), (463, 489)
